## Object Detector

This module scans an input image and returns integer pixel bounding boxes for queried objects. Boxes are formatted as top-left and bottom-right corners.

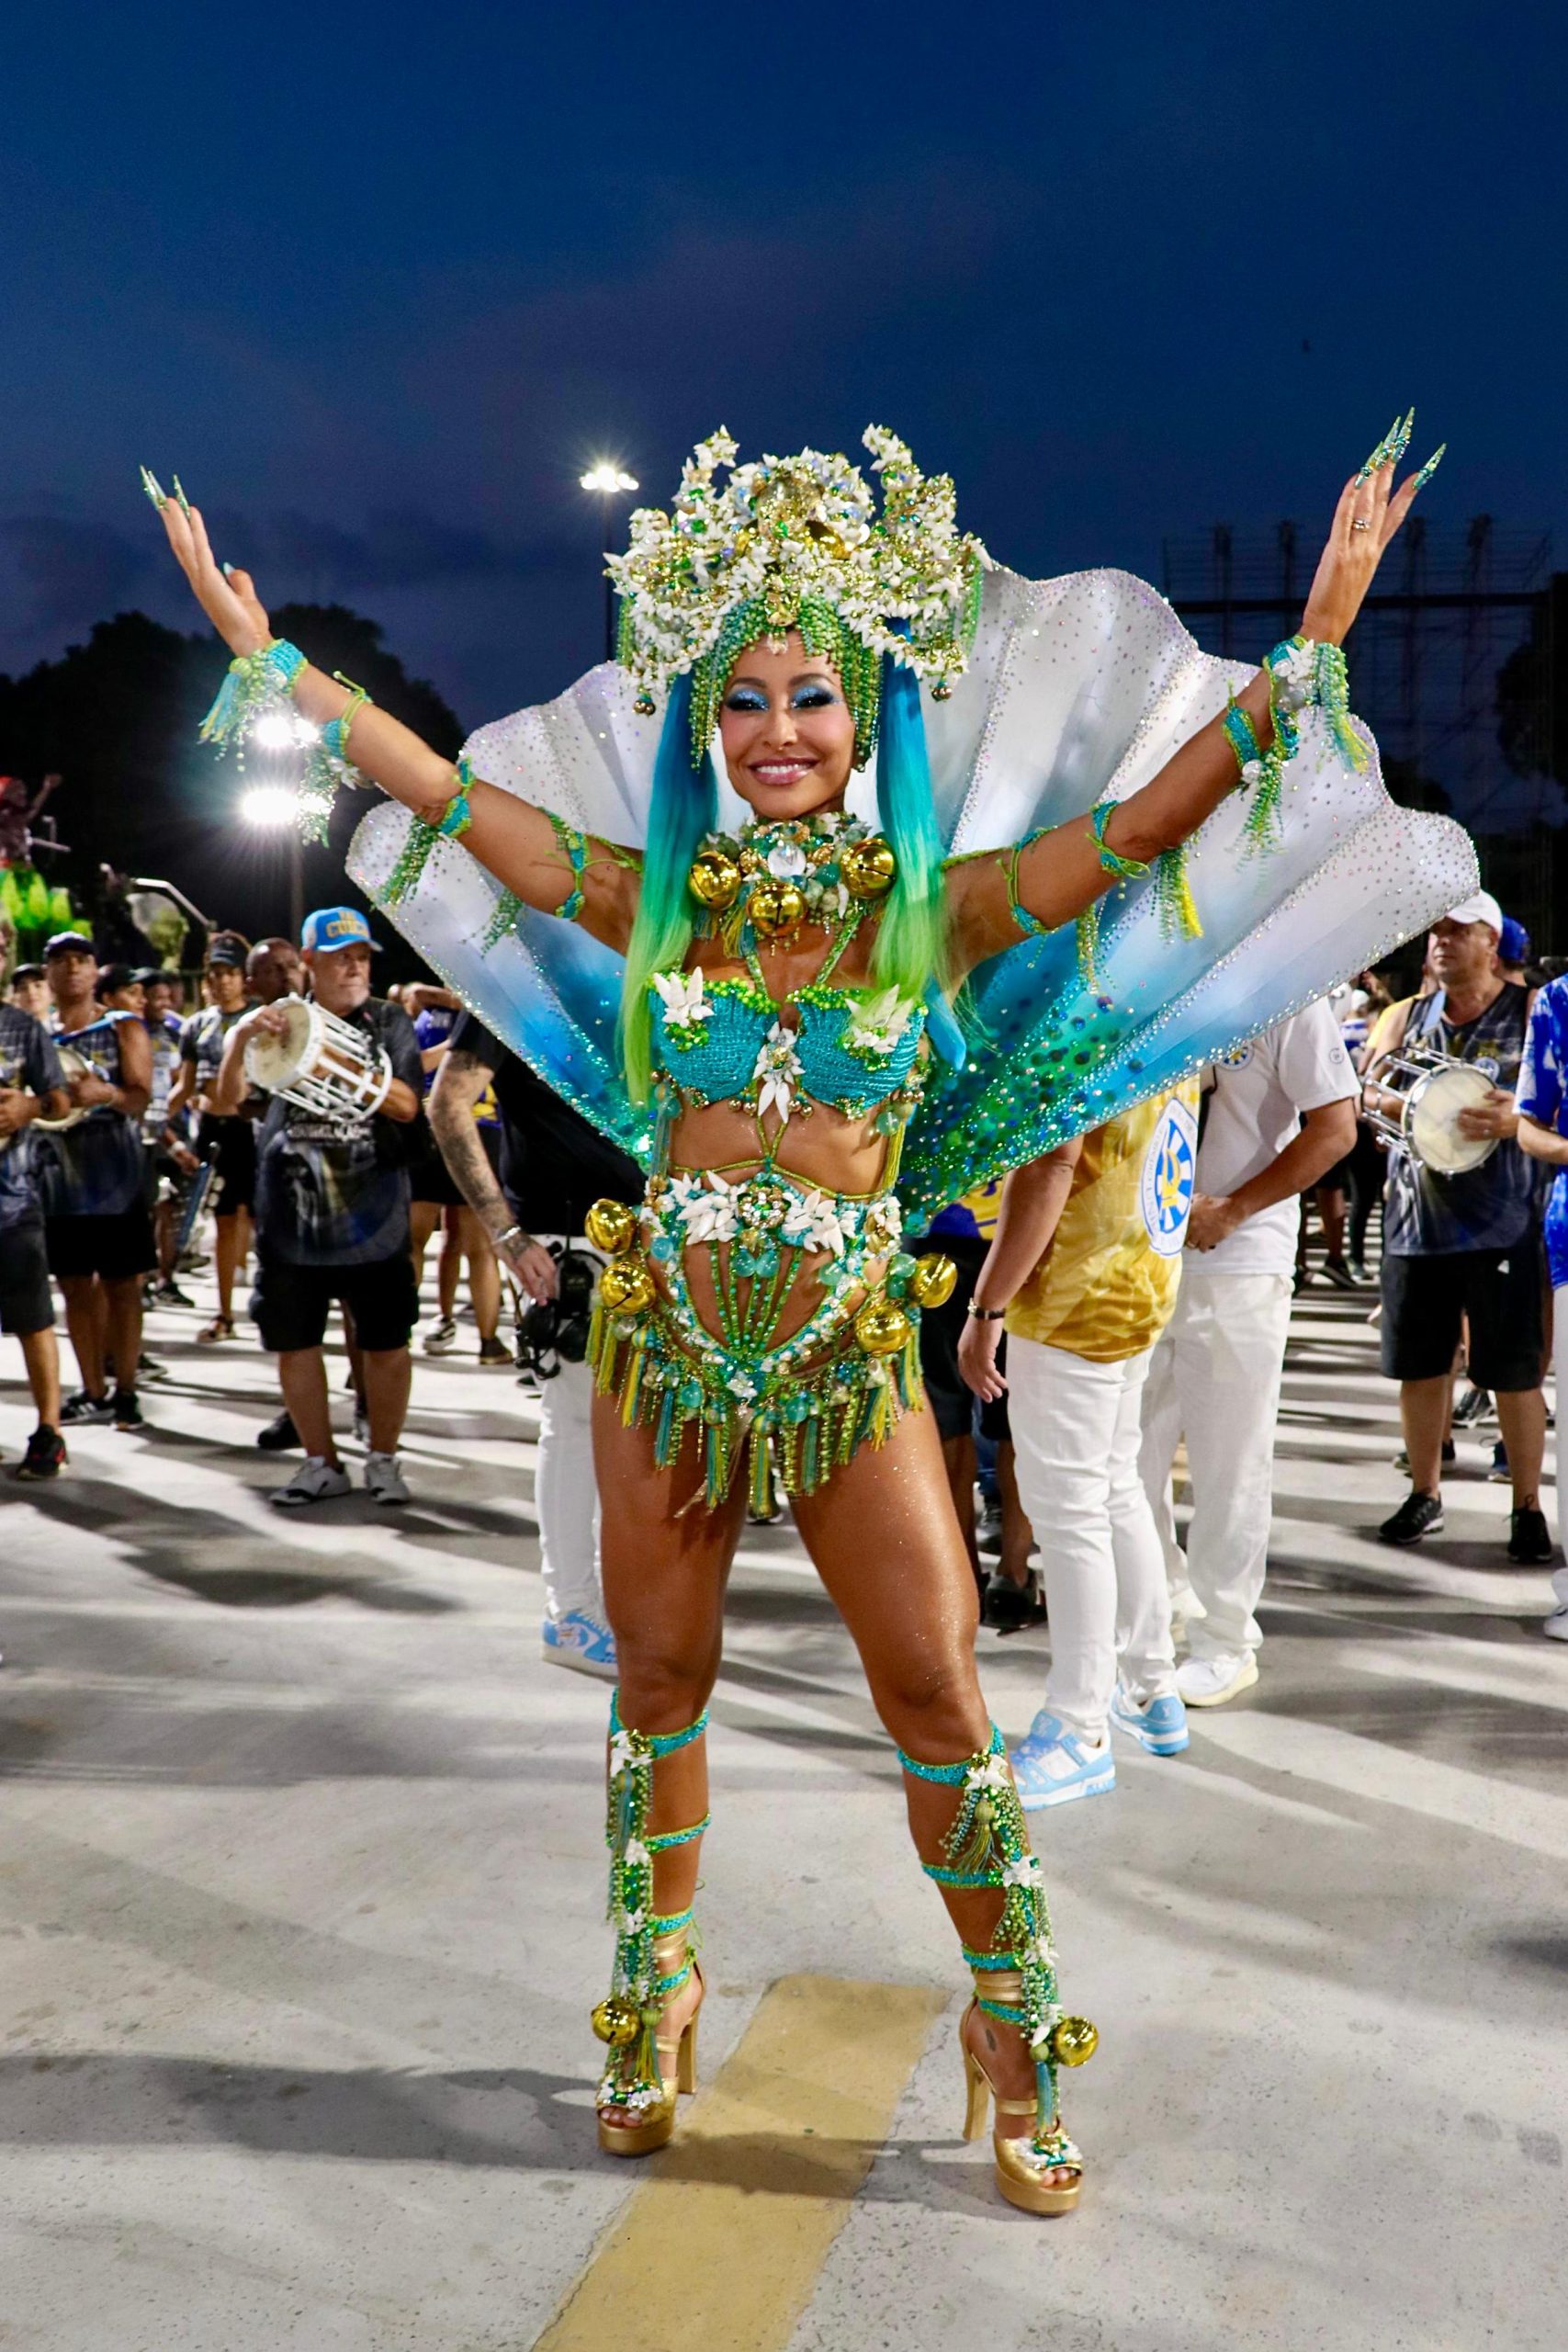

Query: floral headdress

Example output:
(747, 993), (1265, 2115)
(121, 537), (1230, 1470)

(608, 426), (989, 763)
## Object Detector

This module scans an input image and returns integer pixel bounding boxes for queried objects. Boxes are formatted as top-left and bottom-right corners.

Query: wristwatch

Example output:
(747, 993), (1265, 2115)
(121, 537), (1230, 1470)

(966, 1299), (1007, 1321)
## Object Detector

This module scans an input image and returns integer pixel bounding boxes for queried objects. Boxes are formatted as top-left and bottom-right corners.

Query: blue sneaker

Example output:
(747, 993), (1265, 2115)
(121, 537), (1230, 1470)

(1109, 1682), (1190, 1756)
(541, 1610), (618, 1680)
(1009, 1711), (1115, 1809)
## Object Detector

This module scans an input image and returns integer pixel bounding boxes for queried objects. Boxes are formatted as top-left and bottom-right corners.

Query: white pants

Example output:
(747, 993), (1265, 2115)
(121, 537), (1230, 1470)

(1138, 1266), (1293, 1660)
(535, 1354), (603, 1623)
(1007, 1334), (1177, 1741)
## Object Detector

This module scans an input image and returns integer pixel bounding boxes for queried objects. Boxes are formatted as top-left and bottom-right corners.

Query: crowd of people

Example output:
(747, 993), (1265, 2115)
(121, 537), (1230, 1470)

(4, 886), (1564, 1722)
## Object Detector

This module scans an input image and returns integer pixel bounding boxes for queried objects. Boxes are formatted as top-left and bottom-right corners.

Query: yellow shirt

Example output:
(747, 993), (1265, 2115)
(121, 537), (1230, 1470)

(1005, 1083), (1200, 1363)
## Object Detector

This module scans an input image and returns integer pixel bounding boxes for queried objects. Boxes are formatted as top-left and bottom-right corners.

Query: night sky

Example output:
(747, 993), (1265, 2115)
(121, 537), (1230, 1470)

(5, 1), (1564, 735)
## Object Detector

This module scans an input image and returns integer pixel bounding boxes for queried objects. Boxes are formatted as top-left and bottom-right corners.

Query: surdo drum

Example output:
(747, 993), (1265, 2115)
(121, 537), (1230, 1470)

(243, 995), (392, 1120)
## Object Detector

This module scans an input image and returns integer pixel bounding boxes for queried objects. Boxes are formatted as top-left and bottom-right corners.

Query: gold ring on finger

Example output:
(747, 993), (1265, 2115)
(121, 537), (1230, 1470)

(1351, 518), (1372, 532)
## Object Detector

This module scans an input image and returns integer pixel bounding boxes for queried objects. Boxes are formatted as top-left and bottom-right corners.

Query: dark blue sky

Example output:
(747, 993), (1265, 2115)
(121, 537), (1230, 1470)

(4, 1), (1563, 729)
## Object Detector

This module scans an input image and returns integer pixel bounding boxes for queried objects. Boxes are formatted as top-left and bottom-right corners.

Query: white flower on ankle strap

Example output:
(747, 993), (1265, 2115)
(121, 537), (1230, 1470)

(623, 1838), (650, 1868)
(609, 1731), (641, 1777)
(620, 1906), (647, 1934)
(1025, 1930), (1057, 1967)
(1029, 2003), (1063, 2050)
(968, 1753), (1012, 1793)
(1002, 1854), (1043, 1891)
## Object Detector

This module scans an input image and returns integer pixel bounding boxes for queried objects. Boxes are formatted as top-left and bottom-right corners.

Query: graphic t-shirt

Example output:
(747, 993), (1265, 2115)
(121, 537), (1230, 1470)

(0, 1005), (64, 1230)
(145, 1010), (186, 1138)
(254, 997), (423, 1266)
(1194, 1002), (1358, 1276)
(927, 1178), (1004, 1243)
(41, 1012), (147, 1218)
(1005, 1084), (1199, 1362)
(1515, 977), (1568, 1290)
(448, 1011), (642, 1230)
(181, 1003), (251, 1093)
(1382, 983), (1536, 1257)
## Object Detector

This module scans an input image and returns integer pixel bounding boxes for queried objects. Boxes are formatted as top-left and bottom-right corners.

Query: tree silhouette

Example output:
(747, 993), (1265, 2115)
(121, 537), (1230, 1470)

(1496, 572), (1566, 787)
(0, 606), (462, 947)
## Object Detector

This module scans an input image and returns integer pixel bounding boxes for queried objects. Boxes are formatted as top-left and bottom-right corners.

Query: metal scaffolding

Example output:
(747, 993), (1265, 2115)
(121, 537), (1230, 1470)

(1162, 520), (1562, 952)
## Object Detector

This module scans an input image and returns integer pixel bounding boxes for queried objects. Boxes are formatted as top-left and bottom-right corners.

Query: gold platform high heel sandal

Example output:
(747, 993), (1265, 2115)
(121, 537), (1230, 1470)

(897, 1728), (1097, 2219)
(592, 1699), (710, 2158)
(960, 1978), (1094, 2216)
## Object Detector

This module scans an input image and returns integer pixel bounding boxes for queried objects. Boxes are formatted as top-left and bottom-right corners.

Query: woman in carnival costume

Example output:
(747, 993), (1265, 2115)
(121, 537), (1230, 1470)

(148, 417), (1471, 2216)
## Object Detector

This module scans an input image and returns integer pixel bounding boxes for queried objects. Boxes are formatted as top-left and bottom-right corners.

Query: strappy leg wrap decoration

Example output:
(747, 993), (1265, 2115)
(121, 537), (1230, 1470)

(592, 1693), (709, 2132)
(899, 1726), (1098, 2172)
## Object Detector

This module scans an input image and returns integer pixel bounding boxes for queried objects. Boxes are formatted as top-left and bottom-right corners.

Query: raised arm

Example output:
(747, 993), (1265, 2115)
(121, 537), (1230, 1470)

(949, 424), (1442, 971)
(147, 482), (640, 955)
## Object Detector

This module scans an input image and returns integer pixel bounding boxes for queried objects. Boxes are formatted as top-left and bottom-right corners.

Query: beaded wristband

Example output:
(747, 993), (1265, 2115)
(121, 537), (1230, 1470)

(1089, 799), (1148, 881)
(436, 762), (474, 840)
(197, 638), (307, 755)
(321, 673), (372, 764)
(547, 810), (590, 922)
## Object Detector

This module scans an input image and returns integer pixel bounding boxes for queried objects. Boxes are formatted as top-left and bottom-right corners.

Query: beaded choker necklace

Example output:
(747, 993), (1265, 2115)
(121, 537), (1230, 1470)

(685, 810), (897, 950)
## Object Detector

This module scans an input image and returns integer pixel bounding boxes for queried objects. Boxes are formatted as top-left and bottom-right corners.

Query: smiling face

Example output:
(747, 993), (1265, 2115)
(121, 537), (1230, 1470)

(717, 632), (858, 822)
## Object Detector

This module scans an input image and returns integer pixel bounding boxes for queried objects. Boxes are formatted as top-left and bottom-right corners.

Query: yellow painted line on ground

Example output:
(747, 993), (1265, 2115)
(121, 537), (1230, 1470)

(535, 1973), (948, 2352)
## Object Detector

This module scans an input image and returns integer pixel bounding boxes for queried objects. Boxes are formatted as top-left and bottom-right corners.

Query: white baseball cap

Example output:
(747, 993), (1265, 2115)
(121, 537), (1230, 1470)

(1442, 890), (1503, 935)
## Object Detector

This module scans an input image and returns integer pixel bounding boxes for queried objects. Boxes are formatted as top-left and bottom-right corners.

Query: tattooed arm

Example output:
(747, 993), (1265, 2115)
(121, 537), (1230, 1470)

(427, 1046), (558, 1302)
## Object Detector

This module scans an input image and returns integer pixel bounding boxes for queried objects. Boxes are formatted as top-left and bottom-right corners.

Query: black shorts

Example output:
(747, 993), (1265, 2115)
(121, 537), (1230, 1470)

(0, 1219), (53, 1335)
(1380, 1243), (1546, 1392)
(252, 1249), (419, 1355)
(201, 1115), (256, 1217)
(909, 1232), (1010, 1445)
(45, 1206), (158, 1283)
(409, 1123), (501, 1208)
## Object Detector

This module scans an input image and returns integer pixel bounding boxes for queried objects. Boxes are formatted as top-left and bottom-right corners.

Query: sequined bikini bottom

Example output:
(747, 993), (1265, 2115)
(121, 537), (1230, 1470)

(585, 1165), (955, 1511)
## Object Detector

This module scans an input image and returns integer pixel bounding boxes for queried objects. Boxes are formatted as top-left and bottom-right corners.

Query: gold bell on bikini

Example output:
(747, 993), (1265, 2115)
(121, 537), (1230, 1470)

(687, 845), (742, 911)
(749, 877), (807, 937)
(908, 1251), (957, 1309)
(585, 1198), (638, 1256)
(840, 833), (897, 899)
(854, 1297), (914, 1356)
(599, 1257), (657, 1315)
(591, 1996), (641, 2048)
(1051, 2016), (1100, 2067)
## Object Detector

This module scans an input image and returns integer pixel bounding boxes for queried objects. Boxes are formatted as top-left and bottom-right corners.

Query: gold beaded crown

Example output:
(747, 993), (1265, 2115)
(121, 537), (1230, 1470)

(608, 426), (988, 763)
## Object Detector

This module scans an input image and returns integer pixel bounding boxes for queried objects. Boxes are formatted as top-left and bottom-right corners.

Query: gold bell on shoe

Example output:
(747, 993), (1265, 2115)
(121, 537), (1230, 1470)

(591, 1997), (641, 2048)
(1053, 2015), (1099, 2067)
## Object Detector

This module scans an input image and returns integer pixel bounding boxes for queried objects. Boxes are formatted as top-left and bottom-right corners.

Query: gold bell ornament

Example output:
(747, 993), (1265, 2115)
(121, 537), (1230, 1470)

(591, 1996), (641, 2047)
(585, 1198), (639, 1257)
(908, 1251), (957, 1309)
(840, 833), (897, 899)
(599, 1257), (657, 1316)
(854, 1297), (915, 1357)
(750, 877), (807, 937)
(1051, 2016), (1100, 2068)
(687, 845), (742, 911)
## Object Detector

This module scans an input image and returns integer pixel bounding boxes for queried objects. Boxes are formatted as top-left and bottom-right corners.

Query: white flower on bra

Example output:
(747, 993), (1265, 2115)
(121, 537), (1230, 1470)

(754, 1022), (803, 1122)
(652, 967), (713, 1031)
(782, 1186), (851, 1257)
(846, 987), (913, 1057)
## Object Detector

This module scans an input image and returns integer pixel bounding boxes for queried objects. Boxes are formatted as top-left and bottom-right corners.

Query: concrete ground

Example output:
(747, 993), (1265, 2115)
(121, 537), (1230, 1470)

(0, 1261), (1564, 2352)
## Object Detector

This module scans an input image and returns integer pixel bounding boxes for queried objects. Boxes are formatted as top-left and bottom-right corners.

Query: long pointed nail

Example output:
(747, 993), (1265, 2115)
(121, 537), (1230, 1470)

(1390, 407), (1415, 461)
(1354, 417), (1400, 483)
(139, 465), (168, 511)
(172, 475), (193, 517)
(221, 560), (235, 577)
(1413, 443), (1447, 490)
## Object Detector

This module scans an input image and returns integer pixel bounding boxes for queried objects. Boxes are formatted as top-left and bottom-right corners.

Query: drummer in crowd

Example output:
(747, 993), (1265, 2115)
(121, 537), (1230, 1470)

(139, 968), (195, 1306)
(0, 978), (71, 1478)
(1364, 891), (1553, 1563)
(211, 906), (423, 1509)
(41, 930), (156, 1430)
(165, 933), (255, 1345)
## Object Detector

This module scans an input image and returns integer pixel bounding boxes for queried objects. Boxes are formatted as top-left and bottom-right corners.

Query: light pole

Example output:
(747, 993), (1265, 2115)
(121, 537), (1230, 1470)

(580, 462), (638, 662)
(240, 784), (305, 941)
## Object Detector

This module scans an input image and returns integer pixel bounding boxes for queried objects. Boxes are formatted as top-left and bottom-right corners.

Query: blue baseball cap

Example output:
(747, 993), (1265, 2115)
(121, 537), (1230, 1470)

(1499, 915), (1530, 967)
(300, 906), (378, 954)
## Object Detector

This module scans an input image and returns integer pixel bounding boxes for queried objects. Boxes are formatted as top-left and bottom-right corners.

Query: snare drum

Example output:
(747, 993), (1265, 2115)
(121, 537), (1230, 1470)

(1365, 1052), (1499, 1177)
(243, 995), (392, 1119)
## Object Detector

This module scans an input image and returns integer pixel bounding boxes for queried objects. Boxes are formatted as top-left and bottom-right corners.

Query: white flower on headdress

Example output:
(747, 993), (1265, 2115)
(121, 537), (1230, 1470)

(765, 839), (808, 879)
(1002, 1855), (1043, 1891)
(846, 987), (914, 1058)
(652, 967), (713, 1033)
(782, 1187), (851, 1257)
(678, 1170), (739, 1245)
(754, 1023), (803, 1122)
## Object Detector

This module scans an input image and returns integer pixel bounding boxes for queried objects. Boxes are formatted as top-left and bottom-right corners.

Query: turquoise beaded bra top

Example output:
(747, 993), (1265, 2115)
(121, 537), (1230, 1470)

(649, 970), (928, 1117)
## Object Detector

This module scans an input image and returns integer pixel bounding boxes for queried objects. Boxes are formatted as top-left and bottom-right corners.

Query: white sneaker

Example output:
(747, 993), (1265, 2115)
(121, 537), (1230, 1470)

(541, 1610), (618, 1679)
(271, 1455), (352, 1509)
(364, 1451), (411, 1507)
(1177, 1650), (1259, 1707)
(1543, 1609), (1568, 1643)
(422, 1317), (458, 1356)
